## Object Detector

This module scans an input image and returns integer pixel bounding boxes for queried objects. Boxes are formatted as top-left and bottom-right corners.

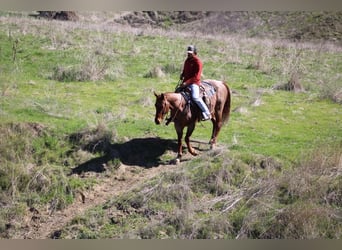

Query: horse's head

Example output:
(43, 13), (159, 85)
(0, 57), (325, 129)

(154, 92), (169, 125)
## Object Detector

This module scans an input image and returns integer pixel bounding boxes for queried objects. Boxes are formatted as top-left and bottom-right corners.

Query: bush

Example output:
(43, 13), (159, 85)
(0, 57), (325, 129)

(319, 79), (342, 104)
(51, 53), (112, 82)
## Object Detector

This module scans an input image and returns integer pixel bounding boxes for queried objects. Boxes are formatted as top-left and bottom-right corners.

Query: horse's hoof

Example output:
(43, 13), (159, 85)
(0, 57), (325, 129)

(171, 158), (180, 165)
(190, 151), (198, 156)
(209, 143), (215, 150)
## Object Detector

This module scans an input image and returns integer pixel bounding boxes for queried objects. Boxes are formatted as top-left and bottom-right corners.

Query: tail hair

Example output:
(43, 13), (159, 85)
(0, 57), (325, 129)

(222, 82), (231, 124)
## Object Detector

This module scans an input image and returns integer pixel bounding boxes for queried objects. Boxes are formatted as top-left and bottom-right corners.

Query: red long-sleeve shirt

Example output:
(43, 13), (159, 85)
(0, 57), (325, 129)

(181, 55), (202, 85)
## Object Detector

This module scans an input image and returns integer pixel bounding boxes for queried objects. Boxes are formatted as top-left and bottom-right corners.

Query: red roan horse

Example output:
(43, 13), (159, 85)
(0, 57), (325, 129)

(154, 79), (231, 160)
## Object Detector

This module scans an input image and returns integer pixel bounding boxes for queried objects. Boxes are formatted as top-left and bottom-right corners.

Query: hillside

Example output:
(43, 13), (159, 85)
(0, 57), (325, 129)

(0, 11), (341, 239)
(113, 11), (342, 44)
(33, 11), (342, 44)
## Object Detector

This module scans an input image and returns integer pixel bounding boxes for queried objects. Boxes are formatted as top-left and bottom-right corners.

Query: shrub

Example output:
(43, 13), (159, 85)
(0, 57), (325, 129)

(319, 78), (342, 104)
(51, 53), (112, 82)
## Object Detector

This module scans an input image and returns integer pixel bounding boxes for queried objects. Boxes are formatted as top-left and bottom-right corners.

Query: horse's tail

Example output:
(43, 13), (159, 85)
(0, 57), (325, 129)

(222, 81), (231, 124)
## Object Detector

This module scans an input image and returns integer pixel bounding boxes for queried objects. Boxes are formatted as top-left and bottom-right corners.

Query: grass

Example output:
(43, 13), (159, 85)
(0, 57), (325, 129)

(229, 91), (341, 160)
(0, 12), (341, 238)
(57, 142), (342, 239)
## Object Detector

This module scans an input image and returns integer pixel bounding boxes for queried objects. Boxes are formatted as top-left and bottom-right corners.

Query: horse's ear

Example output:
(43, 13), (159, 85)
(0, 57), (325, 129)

(154, 91), (159, 98)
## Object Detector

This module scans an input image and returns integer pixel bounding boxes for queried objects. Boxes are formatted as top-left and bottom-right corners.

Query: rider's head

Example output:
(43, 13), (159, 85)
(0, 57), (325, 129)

(187, 45), (197, 56)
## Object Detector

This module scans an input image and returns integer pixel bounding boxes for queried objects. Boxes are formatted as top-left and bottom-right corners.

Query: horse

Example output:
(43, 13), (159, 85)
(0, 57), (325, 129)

(154, 79), (231, 160)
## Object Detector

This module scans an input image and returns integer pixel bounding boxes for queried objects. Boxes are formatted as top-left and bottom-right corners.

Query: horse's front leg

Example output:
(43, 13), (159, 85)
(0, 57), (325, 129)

(175, 125), (183, 159)
(185, 123), (197, 156)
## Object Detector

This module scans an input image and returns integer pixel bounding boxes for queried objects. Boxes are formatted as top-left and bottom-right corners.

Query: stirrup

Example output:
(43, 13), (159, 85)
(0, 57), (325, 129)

(201, 114), (211, 121)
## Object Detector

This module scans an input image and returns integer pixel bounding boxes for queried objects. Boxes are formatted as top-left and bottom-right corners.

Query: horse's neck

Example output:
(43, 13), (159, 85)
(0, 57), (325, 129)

(166, 93), (184, 110)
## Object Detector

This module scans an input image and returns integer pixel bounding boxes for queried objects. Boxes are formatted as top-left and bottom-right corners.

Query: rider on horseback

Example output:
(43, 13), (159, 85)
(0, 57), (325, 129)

(179, 45), (212, 121)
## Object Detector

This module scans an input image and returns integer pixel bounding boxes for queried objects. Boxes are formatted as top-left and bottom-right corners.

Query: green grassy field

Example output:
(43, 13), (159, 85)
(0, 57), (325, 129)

(0, 12), (341, 238)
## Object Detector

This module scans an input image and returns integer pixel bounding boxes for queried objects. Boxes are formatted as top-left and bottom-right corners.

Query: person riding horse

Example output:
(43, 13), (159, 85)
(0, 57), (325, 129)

(179, 45), (212, 121)
(154, 45), (231, 160)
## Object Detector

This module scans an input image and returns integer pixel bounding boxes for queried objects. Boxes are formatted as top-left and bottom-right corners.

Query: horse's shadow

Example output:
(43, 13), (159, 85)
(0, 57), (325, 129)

(70, 137), (180, 175)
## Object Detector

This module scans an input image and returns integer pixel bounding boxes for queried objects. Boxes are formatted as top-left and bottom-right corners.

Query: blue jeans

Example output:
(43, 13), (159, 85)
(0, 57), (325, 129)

(189, 84), (211, 117)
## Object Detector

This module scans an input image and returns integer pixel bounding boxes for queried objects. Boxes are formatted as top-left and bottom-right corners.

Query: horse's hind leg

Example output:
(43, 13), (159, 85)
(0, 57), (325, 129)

(210, 116), (223, 149)
(185, 123), (197, 156)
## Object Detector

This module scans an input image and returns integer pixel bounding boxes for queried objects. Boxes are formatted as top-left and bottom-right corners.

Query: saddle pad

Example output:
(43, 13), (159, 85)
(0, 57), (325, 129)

(201, 81), (216, 98)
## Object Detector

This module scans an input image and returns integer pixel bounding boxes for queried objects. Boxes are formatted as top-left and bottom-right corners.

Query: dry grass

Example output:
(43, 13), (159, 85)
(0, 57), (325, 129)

(236, 143), (342, 239)
(98, 144), (342, 239)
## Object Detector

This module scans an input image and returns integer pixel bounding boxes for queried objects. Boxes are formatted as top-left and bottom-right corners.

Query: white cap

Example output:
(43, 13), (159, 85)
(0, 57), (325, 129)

(187, 45), (196, 54)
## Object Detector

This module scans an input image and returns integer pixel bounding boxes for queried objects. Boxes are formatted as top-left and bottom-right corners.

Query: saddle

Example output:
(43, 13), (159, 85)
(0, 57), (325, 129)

(176, 81), (216, 108)
(176, 81), (216, 122)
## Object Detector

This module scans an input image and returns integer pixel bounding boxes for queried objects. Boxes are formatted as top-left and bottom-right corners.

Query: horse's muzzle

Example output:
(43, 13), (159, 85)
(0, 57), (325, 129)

(155, 118), (161, 125)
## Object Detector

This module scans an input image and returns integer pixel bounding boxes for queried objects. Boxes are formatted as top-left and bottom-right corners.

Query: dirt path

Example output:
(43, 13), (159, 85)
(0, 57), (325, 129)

(17, 163), (179, 239)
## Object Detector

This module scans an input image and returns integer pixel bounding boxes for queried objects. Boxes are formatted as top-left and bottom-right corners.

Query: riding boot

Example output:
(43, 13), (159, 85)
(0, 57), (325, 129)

(193, 98), (211, 121)
(189, 83), (211, 121)
(201, 112), (211, 121)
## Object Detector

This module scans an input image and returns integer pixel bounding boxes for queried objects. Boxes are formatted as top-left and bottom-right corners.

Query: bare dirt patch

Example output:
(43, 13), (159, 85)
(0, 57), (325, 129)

(12, 135), (202, 239)
(16, 161), (179, 239)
